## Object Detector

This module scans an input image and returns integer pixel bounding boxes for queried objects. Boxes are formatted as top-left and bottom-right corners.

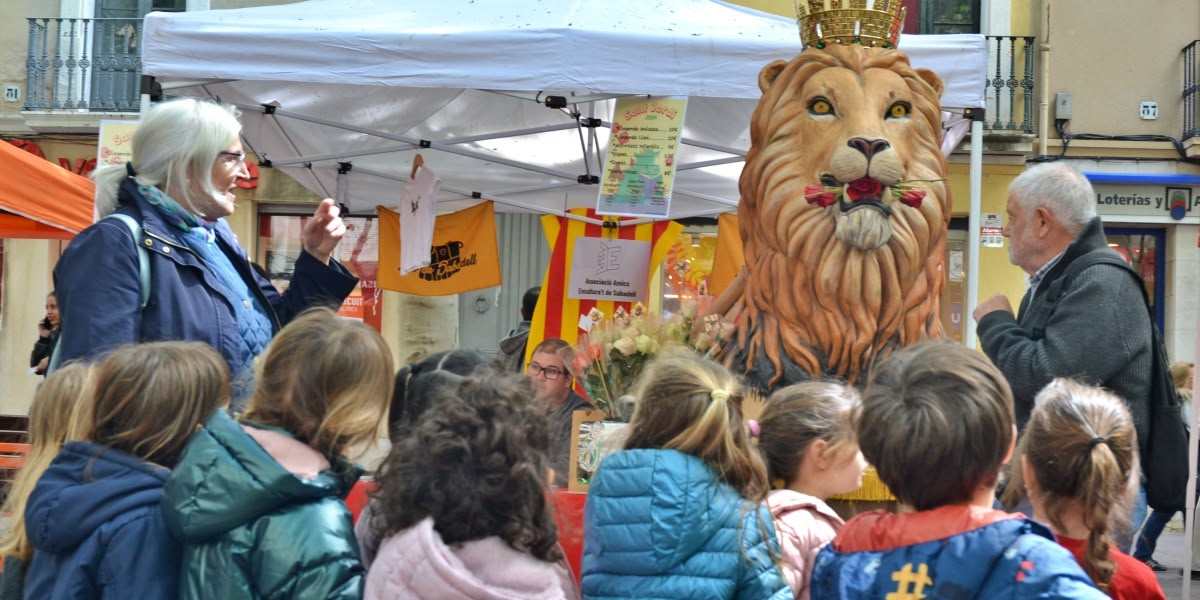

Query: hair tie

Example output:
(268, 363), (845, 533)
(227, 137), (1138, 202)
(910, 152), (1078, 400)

(126, 161), (137, 177)
(1088, 436), (1107, 449)
(747, 419), (761, 438)
(710, 389), (730, 402)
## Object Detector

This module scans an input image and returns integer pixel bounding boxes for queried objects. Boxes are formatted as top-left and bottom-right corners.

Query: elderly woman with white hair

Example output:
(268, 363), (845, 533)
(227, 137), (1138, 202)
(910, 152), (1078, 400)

(52, 98), (357, 405)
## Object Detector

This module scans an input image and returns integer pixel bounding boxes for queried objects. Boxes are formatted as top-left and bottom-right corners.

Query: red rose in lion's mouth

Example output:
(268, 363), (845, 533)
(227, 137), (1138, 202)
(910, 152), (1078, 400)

(846, 178), (883, 201)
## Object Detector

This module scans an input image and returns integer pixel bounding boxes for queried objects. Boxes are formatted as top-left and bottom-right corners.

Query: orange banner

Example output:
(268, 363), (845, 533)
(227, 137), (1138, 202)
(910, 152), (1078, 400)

(707, 213), (744, 297)
(377, 201), (501, 296)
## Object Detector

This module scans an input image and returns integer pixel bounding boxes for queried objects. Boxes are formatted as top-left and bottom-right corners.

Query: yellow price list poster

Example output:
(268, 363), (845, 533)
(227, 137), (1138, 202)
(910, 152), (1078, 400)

(597, 96), (687, 218)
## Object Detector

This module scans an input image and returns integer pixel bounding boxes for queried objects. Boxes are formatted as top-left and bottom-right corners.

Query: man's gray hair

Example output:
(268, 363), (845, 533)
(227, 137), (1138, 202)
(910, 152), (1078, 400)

(1009, 163), (1097, 236)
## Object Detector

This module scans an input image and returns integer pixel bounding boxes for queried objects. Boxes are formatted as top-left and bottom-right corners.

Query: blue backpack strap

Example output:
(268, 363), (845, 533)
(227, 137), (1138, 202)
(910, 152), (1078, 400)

(103, 212), (151, 310)
(46, 213), (149, 374)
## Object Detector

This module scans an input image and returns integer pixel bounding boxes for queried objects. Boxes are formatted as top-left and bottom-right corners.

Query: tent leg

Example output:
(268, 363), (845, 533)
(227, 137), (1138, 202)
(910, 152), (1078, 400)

(965, 115), (984, 349)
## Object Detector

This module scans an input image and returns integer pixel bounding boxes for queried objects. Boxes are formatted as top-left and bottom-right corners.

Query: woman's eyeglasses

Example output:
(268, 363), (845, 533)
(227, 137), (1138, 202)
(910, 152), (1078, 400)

(218, 151), (246, 162)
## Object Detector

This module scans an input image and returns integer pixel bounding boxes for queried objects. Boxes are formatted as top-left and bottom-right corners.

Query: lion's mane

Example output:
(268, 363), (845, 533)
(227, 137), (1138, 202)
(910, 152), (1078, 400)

(722, 44), (950, 389)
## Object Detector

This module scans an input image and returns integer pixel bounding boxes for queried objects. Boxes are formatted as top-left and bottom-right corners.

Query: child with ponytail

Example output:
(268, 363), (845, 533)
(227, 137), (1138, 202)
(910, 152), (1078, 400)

(581, 350), (790, 600)
(752, 382), (866, 599)
(1005, 378), (1165, 599)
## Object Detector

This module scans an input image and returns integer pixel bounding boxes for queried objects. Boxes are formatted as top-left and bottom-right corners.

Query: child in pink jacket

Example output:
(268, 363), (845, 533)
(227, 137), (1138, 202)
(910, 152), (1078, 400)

(363, 369), (577, 599)
(753, 382), (866, 599)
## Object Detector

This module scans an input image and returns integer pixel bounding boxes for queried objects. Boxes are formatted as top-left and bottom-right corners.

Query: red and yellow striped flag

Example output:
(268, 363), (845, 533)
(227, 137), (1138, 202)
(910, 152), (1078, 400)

(526, 209), (682, 364)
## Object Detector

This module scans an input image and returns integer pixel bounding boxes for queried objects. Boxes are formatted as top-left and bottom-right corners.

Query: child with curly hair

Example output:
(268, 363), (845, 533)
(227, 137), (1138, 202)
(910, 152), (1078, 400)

(581, 350), (790, 599)
(364, 371), (577, 599)
(1006, 379), (1165, 599)
(752, 381), (866, 599)
(164, 308), (394, 599)
(0, 363), (94, 599)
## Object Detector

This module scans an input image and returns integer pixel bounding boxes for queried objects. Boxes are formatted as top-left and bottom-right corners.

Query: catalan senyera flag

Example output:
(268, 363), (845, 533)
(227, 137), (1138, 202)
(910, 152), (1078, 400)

(377, 201), (501, 296)
(707, 213), (745, 297)
(525, 209), (683, 364)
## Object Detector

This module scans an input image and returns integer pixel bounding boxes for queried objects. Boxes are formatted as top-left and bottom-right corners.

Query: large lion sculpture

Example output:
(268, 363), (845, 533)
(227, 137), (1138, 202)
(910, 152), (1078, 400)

(715, 43), (950, 390)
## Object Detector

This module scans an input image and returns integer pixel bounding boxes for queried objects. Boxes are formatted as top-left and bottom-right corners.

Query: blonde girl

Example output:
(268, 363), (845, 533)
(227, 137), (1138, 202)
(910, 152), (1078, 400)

(581, 350), (790, 600)
(23, 342), (230, 599)
(163, 307), (394, 599)
(0, 363), (94, 599)
(752, 382), (866, 599)
(1007, 379), (1165, 599)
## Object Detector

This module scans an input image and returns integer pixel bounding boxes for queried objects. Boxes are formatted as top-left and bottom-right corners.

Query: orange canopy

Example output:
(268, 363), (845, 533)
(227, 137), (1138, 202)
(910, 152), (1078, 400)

(0, 141), (94, 240)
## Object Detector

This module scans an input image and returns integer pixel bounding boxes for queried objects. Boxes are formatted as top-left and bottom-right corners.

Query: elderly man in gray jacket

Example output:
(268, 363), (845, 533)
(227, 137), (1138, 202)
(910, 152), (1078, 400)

(973, 162), (1153, 549)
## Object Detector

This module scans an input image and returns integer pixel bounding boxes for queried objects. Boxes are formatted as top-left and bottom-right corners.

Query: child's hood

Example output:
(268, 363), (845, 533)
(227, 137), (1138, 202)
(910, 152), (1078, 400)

(371, 517), (572, 600)
(162, 409), (361, 543)
(832, 504), (1019, 553)
(26, 440), (170, 554)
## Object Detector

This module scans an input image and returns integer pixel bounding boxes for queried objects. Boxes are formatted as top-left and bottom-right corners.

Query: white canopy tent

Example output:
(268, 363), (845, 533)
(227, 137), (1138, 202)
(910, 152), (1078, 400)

(141, 0), (985, 217)
(141, 0), (989, 341)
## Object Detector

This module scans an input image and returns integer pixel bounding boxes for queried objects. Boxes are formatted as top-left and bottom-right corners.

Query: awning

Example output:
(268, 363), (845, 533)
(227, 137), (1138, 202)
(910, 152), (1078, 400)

(0, 141), (94, 239)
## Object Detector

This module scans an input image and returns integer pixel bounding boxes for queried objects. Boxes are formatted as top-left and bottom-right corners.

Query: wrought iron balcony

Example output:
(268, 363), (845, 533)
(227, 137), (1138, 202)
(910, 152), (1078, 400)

(984, 35), (1036, 135)
(25, 17), (142, 113)
(1184, 40), (1199, 141)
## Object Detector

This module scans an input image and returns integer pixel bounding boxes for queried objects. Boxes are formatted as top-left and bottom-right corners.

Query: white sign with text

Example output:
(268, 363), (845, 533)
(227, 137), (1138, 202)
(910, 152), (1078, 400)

(567, 237), (651, 301)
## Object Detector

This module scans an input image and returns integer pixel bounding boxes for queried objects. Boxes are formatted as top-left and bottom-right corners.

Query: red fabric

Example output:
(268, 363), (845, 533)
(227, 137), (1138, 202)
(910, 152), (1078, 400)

(345, 479), (376, 524)
(552, 489), (587, 586)
(1055, 536), (1165, 600)
(833, 505), (1023, 553)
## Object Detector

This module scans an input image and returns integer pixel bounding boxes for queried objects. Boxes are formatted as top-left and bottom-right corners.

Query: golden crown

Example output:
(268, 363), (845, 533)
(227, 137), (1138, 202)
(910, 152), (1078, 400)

(795, 0), (907, 50)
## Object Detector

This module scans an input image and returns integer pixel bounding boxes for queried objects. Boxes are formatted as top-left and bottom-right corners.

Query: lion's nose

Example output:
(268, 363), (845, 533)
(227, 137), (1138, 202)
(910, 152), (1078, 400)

(847, 137), (891, 160)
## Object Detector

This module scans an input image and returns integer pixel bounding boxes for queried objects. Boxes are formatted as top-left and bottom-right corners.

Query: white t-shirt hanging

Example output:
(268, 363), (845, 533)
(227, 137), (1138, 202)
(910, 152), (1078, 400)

(398, 165), (439, 275)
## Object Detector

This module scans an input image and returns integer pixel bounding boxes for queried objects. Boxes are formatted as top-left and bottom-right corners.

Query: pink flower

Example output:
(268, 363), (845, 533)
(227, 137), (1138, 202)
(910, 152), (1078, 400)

(612, 337), (637, 356)
(846, 178), (883, 201)
(804, 185), (838, 208)
(897, 189), (926, 208)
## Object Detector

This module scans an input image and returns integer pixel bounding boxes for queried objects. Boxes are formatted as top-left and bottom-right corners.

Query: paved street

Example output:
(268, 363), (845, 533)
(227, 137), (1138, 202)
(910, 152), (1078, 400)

(1151, 528), (1194, 600)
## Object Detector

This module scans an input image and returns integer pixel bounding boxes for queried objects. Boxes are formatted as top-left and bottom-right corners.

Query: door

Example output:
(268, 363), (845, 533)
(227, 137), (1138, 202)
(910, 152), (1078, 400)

(90, 0), (185, 111)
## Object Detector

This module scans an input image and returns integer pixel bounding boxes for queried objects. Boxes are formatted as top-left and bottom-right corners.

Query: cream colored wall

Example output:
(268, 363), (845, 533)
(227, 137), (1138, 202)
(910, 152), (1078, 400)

(1045, 0), (1199, 138)
(0, 1), (44, 135)
(0, 240), (56, 414)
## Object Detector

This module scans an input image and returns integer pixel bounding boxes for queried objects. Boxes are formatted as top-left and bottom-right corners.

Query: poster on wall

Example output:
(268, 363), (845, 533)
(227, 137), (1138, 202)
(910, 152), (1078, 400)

(597, 96), (687, 218)
(980, 212), (1004, 248)
(97, 120), (138, 167)
(566, 236), (651, 302)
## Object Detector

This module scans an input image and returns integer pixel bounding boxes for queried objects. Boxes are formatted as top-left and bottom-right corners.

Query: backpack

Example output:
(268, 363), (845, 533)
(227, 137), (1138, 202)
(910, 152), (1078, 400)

(1061, 251), (1188, 511)
(47, 213), (150, 373)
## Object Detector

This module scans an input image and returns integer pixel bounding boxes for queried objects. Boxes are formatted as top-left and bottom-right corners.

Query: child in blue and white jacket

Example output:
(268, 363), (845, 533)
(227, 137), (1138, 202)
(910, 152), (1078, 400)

(809, 342), (1107, 598)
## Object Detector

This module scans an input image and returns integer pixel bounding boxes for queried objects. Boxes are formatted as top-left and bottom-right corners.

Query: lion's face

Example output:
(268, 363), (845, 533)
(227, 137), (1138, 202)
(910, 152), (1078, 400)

(741, 44), (948, 255)
(728, 44), (950, 386)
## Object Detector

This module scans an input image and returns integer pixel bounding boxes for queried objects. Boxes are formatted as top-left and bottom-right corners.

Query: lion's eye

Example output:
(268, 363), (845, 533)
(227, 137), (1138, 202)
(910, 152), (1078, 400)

(887, 102), (911, 119)
(809, 98), (834, 116)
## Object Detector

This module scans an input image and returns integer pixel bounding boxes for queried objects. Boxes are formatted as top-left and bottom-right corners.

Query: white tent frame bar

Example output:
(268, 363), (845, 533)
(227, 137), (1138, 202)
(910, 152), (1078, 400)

(352, 165), (608, 225)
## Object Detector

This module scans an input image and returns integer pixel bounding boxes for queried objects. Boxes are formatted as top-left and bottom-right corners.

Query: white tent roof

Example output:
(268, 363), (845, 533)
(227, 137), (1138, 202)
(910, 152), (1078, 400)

(142, 0), (987, 218)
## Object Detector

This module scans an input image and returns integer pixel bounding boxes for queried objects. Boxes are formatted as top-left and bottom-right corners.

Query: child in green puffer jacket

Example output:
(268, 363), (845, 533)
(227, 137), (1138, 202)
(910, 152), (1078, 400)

(163, 307), (395, 599)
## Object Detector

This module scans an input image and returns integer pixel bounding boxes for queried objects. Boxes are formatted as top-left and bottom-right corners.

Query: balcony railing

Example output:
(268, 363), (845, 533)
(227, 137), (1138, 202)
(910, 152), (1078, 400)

(1184, 40), (1199, 141)
(984, 35), (1036, 135)
(25, 17), (142, 112)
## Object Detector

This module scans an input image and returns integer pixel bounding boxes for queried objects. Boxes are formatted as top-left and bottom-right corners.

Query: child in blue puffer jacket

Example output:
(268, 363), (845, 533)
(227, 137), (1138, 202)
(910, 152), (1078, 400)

(581, 350), (792, 600)
(808, 342), (1108, 598)
(23, 342), (229, 600)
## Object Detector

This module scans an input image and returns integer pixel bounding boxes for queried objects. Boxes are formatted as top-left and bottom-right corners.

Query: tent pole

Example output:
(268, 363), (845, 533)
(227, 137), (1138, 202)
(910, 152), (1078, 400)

(965, 112), (984, 349)
(352, 165), (606, 225)
(677, 156), (745, 171)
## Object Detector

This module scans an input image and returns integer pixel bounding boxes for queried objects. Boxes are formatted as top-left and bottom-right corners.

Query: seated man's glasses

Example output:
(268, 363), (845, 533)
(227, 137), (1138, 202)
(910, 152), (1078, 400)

(527, 363), (565, 380)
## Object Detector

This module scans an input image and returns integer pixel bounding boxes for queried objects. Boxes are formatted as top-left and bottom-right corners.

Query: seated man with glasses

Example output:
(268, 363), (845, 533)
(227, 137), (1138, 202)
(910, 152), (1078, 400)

(526, 338), (594, 487)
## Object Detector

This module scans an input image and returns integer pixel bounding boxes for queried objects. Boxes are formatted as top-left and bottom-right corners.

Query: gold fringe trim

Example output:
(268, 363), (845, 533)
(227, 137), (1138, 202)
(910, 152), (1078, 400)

(829, 466), (895, 501)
